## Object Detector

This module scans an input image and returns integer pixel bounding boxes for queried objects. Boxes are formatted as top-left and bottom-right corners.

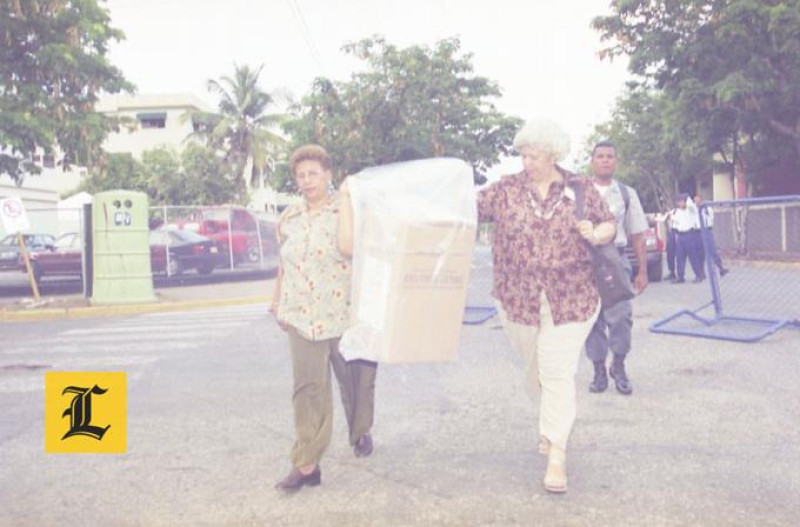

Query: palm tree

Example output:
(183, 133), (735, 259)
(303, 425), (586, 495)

(189, 64), (286, 193)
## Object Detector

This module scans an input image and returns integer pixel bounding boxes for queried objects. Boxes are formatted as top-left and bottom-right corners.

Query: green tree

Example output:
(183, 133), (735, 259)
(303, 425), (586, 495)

(0, 0), (132, 182)
(588, 85), (711, 211)
(189, 64), (286, 192)
(180, 143), (243, 205)
(281, 36), (521, 190)
(140, 148), (183, 205)
(79, 146), (243, 206)
(594, 0), (800, 195)
(78, 152), (145, 195)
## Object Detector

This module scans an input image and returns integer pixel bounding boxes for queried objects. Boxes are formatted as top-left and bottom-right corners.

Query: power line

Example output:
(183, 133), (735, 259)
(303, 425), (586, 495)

(285, 0), (327, 76)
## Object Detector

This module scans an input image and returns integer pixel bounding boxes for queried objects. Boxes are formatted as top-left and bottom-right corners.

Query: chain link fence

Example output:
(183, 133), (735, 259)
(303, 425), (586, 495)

(651, 196), (800, 342)
(148, 206), (279, 276)
(0, 203), (279, 296)
(0, 206), (88, 294)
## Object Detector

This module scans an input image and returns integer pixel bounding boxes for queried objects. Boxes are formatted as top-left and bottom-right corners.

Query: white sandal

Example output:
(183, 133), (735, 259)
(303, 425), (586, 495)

(543, 449), (567, 494)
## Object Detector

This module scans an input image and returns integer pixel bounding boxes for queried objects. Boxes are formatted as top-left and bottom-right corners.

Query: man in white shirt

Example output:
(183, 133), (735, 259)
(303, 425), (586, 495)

(585, 141), (649, 396)
(671, 194), (704, 283)
(694, 195), (729, 276)
(664, 205), (679, 280)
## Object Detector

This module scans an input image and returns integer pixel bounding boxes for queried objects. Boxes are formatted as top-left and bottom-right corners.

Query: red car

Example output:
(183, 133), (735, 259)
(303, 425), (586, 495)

(24, 230), (225, 284)
(0, 233), (57, 271)
(25, 232), (84, 283)
(624, 226), (664, 282)
(173, 207), (277, 267)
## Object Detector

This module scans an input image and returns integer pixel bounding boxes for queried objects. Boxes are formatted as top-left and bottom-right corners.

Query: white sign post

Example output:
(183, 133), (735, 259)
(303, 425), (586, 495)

(0, 197), (40, 300)
(1, 197), (31, 233)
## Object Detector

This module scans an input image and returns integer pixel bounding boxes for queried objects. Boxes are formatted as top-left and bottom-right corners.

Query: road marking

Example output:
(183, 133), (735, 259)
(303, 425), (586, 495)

(139, 304), (269, 318)
(61, 323), (243, 335)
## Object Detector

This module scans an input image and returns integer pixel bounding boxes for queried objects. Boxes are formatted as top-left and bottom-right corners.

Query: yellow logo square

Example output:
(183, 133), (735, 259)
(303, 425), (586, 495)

(45, 372), (127, 454)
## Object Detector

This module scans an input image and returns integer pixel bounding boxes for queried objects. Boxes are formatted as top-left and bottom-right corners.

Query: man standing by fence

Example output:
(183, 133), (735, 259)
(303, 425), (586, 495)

(672, 194), (705, 284)
(664, 205), (679, 281)
(585, 141), (649, 396)
(694, 195), (729, 277)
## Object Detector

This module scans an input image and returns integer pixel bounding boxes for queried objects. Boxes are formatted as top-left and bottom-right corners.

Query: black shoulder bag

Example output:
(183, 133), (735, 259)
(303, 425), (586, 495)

(569, 181), (636, 309)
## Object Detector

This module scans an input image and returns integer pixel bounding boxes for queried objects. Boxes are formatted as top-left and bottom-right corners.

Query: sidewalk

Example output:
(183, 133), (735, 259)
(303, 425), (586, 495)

(0, 272), (275, 322)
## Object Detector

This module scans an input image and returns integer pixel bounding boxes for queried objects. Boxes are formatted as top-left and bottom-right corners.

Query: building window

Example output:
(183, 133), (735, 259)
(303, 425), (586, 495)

(136, 112), (167, 129)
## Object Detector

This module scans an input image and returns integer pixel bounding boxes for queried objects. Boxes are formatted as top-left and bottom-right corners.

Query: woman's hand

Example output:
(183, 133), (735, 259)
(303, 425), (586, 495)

(577, 220), (596, 245)
(269, 302), (288, 331)
(578, 220), (616, 246)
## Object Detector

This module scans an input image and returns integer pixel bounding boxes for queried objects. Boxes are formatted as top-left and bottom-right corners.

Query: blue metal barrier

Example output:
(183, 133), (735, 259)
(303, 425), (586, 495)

(463, 243), (497, 325)
(650, 195), (800, 342)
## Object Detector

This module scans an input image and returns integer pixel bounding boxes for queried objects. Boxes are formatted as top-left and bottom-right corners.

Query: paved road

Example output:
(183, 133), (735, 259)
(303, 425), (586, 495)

(0, 268), (275, 311)
(2, 278), (800, 526)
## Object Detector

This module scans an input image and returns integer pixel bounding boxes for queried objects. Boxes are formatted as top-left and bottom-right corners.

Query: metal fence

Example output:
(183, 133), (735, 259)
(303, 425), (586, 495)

(0, 206), (89, 295)
(651, 195), (800, 342)
(0, 204), (279, 295)
(147, 205), (279, 277)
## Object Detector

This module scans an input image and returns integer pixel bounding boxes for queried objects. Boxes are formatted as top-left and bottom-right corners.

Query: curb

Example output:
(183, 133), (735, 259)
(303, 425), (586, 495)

(0, 295), (271, 323)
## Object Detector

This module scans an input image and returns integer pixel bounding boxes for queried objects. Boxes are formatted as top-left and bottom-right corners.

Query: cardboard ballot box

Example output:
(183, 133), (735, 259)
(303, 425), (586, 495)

(347, 216), (476, 363)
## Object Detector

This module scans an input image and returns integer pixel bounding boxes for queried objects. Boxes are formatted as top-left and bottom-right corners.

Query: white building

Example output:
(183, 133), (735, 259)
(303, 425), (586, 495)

(96, 93), (212, 158)
(98, 93), (293, 214)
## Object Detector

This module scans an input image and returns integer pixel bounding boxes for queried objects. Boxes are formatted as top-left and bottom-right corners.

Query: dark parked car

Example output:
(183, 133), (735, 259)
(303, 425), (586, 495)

(0, 233), (56, 271)
(24, 230), (226, 284)
(625, 226), (664, 282)
(149, 229), (227, 275)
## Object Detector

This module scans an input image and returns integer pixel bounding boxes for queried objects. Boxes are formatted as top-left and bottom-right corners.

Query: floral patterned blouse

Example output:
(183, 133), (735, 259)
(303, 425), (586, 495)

(477, 169), (614, 327)
(276, 194), (351, 341)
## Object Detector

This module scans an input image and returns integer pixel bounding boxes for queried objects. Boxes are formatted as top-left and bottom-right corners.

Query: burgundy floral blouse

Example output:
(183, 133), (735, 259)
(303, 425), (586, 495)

(477, 169), (614, 327)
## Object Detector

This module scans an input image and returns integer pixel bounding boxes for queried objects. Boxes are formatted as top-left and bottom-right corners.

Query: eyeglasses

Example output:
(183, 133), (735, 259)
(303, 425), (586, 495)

(294, 170), (326, 183)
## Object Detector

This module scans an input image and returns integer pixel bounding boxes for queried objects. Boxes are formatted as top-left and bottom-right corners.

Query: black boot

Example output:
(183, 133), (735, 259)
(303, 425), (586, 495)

(609, 355), (633, 395)
(589, 361), (608, 393)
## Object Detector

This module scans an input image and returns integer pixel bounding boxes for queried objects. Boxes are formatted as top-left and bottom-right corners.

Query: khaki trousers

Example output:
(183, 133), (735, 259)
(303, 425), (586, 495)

(497, 294), (600, 451)
(287, 327), (377, 466)
(330, 352), (378, 446)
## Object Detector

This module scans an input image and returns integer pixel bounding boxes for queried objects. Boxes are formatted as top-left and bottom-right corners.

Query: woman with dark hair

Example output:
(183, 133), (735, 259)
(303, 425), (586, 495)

(271, 144), (377, 493)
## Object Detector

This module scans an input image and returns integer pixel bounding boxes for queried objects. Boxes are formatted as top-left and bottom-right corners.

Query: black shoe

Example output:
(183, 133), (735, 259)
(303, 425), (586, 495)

(692, 277), (704, 283)
(354, 433), (373, 458)
(666, 272), (676, 281)
(609, 362), (633, 395)
(673, 278), (685, 284)
(275, 466), (321, 493)
(589, 364), (608, 393)
(719, 268), (729, 277)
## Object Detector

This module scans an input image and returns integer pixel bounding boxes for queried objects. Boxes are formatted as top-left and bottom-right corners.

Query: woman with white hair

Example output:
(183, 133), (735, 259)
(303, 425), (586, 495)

(477, 119), (616, 493)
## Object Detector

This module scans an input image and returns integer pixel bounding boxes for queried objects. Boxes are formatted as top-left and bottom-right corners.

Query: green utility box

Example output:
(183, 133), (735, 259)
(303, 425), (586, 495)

(92, 190), (156, 304)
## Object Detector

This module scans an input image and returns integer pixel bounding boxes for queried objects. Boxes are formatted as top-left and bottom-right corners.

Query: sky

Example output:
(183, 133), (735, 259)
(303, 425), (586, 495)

(104, 0), (631, 177)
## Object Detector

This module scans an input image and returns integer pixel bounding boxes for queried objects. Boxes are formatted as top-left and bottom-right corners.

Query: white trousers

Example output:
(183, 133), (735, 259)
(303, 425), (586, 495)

(498, 294), (600, 451)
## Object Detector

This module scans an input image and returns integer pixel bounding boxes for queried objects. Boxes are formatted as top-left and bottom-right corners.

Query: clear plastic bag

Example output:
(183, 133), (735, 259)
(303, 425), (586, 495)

(340, 158), (478, 363)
